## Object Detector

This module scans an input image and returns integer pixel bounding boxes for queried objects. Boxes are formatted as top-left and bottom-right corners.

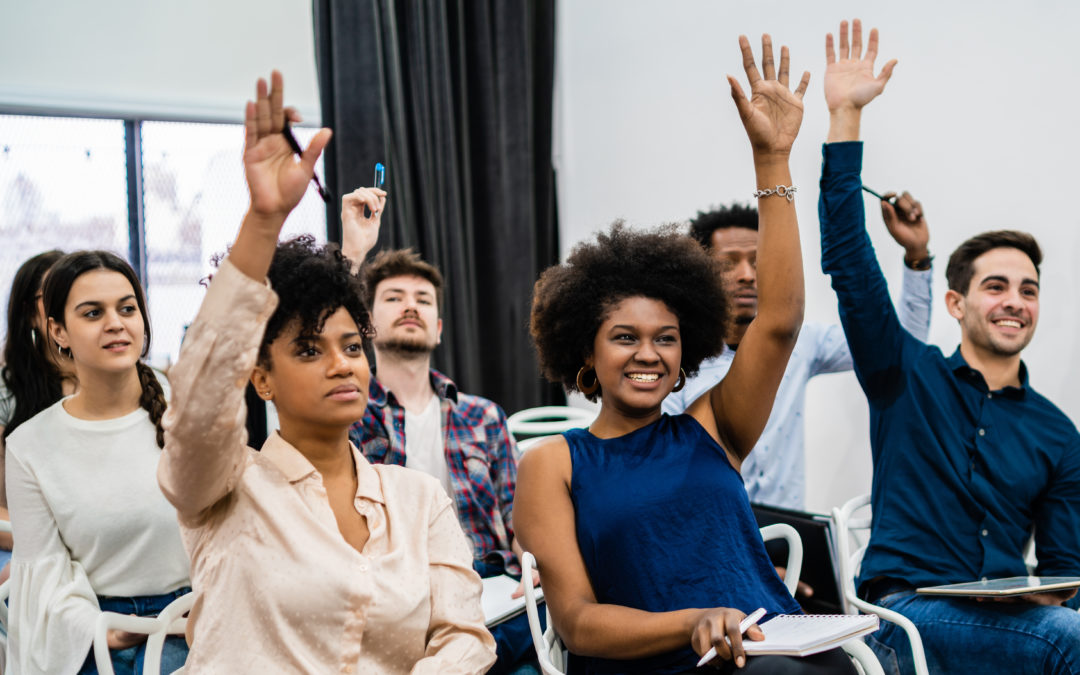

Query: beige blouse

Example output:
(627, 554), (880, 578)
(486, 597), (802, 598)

(157, 259), (495, 674)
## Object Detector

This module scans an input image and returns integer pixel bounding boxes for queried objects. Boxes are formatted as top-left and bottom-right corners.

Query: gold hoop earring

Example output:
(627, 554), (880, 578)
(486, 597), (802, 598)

(576, 366), (599, 396)
(672, 368), (687, 392)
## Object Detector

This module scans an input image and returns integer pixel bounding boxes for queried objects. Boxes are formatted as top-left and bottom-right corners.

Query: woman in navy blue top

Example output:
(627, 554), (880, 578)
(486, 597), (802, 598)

(516, 33), (855, 675)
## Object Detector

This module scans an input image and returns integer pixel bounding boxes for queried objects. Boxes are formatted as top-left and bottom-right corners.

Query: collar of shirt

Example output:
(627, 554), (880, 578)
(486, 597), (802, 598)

(367, 368), (459, 408)
(260, 431), (386, 505)
(945, 347), (1028, 400)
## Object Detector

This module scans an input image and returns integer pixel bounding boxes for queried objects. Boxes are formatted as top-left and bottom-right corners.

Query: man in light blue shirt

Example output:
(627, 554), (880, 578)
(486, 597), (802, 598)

(663, 200), (933, 509)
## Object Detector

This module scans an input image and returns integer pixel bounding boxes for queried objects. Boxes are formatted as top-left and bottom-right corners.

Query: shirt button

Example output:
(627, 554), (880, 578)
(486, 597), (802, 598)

(981, 529), (989, 537)
(359, 564), (368, 571)
(987, 393), (993, 399)
(978, 428), (986, 437)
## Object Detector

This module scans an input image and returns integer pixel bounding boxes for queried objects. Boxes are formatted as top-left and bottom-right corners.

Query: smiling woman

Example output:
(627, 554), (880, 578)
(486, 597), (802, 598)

(5, 250), (191, 674)
(156, 71), (495, 673)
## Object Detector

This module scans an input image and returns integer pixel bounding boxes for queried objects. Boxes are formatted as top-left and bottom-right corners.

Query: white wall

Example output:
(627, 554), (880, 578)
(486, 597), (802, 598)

(0, 0), (321, 122)
(554, 1), (1080, 513)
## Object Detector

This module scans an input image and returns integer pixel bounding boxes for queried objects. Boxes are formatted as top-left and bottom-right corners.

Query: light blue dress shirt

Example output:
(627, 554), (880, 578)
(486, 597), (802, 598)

(662, 266), (932, 509)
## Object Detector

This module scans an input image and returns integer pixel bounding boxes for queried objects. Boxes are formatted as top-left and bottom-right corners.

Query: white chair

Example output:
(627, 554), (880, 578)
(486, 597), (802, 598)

(507, 406), (595, 439)
(832, 494), (929, 675)
(520, 525), (884, 674)
(515, 435), (552, 455)
(93, 591), (194, 675)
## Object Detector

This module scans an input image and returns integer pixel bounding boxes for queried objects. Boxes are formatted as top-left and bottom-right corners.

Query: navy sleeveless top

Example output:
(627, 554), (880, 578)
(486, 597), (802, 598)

(565, 414), (801, 675)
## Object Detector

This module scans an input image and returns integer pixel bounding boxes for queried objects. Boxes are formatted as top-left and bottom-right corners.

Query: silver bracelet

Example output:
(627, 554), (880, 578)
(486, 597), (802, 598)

(753, 185), (797, 202)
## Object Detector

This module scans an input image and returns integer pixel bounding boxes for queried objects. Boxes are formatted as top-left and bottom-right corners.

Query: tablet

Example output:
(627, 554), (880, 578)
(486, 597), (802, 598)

(916, 576), (1080, 597)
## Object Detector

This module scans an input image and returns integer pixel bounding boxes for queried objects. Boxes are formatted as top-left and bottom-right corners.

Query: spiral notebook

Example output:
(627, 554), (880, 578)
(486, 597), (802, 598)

(742, 614), (879, 657)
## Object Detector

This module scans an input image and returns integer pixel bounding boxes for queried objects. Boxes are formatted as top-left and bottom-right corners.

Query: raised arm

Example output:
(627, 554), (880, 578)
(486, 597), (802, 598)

(692, 34), (808, 460)
(340, 187), (387, 274)
(817, 20), (920, 403)
(159, 72), (331, 522)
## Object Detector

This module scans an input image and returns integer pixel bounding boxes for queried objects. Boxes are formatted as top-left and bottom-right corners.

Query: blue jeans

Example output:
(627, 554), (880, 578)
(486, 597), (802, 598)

(475, 560), (545, 675)
(78, 586), (191, 675)
(867, 589), (1080, 675)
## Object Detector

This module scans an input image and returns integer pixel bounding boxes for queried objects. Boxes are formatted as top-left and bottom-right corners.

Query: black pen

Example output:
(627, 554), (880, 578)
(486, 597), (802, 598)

(861, 185), (896, 205)
(282, 121), (332, 203)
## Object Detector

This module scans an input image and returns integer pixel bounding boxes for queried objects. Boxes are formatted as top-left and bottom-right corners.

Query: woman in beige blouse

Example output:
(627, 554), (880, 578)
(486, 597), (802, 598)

(156, 71), (496, 674)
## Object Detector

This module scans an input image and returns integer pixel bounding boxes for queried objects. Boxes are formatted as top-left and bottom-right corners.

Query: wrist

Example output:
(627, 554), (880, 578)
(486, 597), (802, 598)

(827, 108), (861, 143)
(751, 149), (792, 167)
(904, 249), (933, 270)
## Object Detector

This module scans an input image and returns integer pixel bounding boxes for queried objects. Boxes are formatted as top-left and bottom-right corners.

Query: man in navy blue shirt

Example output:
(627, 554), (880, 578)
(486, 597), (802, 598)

(819, 19), (1080, 675)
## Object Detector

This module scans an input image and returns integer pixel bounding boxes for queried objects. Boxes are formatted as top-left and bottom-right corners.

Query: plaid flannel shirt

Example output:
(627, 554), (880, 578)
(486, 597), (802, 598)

(349, 369), (520, 575)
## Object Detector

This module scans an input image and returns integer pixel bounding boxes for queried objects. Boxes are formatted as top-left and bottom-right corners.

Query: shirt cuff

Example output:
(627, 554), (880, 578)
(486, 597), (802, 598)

(821, 141), (863, 173)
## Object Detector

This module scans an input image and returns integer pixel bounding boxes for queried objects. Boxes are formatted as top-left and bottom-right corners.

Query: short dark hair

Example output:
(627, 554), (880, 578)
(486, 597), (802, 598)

(689, 203), (758, 249)
(945, 230), (1042, 294)
(43, 250), (167, 447)
(362, 248), (445, 315)
(530, 222), (728, 401)
(260, 235), (373, 367)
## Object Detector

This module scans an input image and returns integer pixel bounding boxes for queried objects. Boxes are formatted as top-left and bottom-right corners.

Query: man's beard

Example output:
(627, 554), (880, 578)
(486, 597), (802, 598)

(375, 335), (437, 357)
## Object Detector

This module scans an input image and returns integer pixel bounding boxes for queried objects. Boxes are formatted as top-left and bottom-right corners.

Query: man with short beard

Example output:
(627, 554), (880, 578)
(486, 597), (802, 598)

(340, 190), (532, 675)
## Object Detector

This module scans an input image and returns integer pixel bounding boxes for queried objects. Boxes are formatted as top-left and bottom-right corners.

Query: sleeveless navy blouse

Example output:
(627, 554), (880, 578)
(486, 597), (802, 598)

(565, 413), (801, 675)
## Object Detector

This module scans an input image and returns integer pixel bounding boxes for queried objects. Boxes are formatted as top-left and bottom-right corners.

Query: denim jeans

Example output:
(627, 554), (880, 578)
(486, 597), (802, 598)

(475, 560), (545, 675)
(78, 586), (191, 675)
(867, 589), (1080, 675)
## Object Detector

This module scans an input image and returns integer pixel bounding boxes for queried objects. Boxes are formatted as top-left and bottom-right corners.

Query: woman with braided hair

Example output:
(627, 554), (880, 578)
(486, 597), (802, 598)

(5, 250), (190, 674)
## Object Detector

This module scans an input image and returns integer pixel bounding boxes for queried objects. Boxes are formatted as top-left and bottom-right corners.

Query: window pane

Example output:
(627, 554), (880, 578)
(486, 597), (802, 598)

(0, 114), (128, 340)
(140, 121), (327, 367)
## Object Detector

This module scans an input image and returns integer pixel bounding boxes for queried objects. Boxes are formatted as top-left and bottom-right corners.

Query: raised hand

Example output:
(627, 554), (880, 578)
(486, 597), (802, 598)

(341, 187), (388, 271)
(729, 34), (810, 157)
(825, 19), (897, 114)
(879, 190), (930, 263)
(243, 71), (332, 224)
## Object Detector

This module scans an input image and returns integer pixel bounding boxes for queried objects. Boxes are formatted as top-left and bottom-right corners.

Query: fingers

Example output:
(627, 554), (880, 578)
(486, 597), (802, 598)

(300, 128), (332, 173)
(825, 32), (836, 64)
(722, 612), (747, 668)
(865, 27), (880, 64)
(851, 18), (863, 59)
(793, 71), (810, 99)
(777, 45), (790, 87)
(243, 101), (258, 155)
(838, 20), (850, 60)
(728, 75), (752, 121)
(269, 70), (285, 132)
(738, 35), (761, 86)
(255, 78), (272, 137)
(283, 106), (303, 124)
(880, 199), (897, 225)
(895, 191), (922, 222)
(760, 34), (776, 81)
(745, 625), (765, 642)
(877, 58), (898, 87)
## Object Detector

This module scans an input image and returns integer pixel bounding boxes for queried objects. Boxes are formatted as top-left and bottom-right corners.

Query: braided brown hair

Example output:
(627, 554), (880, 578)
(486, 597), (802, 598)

(135, 361), (167, 448)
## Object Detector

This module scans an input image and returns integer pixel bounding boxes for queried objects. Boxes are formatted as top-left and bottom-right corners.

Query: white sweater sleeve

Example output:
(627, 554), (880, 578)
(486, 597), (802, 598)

(6, 445), (99, 675)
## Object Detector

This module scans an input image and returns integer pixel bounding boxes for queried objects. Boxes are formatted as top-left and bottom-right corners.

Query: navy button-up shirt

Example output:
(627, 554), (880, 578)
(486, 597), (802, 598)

(819, 141), (1080, 592)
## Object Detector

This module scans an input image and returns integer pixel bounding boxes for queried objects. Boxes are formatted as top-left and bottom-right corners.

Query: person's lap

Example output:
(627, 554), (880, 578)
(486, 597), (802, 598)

(868, 590), (1080, 675)
(77, 587), (191, 675)
(681, 647), (857, 674)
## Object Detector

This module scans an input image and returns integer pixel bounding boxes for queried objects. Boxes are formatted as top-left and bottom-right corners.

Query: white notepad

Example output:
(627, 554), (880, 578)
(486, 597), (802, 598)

(916, 576), (1080, 597)
(742, 614), (879, 657)
(481, 574), (544, 627)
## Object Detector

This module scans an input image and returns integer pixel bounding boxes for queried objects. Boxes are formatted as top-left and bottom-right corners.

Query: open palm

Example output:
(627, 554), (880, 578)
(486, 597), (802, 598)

(824, 20), (896, 113)
(242, 72), (331, 219)
(730, 35), (809, 156)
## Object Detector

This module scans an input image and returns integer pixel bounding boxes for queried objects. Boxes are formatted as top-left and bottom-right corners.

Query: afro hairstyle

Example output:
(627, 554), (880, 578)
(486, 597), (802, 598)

(258, 235), (372, 367)
(530, 222), (728, 401)
(689, 202), (759, 250)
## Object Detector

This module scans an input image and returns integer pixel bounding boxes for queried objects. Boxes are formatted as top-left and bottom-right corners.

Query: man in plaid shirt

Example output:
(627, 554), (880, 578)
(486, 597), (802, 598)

(341, 190), (534, 673)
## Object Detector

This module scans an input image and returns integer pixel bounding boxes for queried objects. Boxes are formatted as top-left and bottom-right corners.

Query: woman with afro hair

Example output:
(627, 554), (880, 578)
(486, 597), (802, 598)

(514, 36), (856, 675)
(156, 72), (495, 673)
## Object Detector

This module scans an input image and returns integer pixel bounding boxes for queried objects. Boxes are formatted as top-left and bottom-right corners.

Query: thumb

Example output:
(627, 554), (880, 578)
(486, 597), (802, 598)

(300, 128), (333, 173)
(877, 59), (898, 88)
(728, 75), (752, 121)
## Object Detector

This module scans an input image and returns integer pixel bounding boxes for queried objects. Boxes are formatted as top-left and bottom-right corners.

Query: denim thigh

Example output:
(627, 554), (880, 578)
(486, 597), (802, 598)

(78, 587), (191, 675)
(870, 590), (1080, 675)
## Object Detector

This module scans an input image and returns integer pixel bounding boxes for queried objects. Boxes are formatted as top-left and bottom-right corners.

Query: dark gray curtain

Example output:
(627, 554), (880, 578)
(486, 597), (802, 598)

(313, 0), (561, 413)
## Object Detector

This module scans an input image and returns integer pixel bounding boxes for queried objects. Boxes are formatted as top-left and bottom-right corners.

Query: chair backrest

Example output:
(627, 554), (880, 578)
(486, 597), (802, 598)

(831, 494), (930, 675)
(520, 525), (804, 675)
(94, 591), (193, 675)
(508, 406), (596, 439)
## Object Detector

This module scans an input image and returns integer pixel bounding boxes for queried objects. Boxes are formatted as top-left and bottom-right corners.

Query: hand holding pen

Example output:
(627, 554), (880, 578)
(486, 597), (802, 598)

(694, 607), (766, 669)
(864, 185), (930, 266)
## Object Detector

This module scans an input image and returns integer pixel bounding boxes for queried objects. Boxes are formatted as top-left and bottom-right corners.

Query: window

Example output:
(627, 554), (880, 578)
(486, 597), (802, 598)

(0, 114), (328, 368)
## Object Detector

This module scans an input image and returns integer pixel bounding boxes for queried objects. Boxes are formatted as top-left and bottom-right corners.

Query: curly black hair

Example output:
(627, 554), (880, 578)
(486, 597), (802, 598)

(530, 222), (728, 400)
(259, 235), (372, 367)
(689, 202), (758, 250)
